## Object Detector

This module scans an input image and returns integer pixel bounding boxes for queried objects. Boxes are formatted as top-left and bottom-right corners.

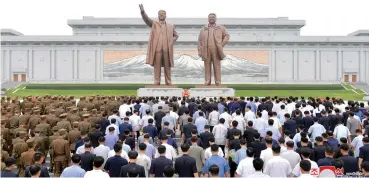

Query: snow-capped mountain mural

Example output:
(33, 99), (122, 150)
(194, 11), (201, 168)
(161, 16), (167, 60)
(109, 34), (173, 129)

(103, 51), (269, 83)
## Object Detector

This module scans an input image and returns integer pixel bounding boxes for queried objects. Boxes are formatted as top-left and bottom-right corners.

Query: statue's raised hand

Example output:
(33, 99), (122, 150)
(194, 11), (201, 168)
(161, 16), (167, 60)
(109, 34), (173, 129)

(139, 4), (145, 13)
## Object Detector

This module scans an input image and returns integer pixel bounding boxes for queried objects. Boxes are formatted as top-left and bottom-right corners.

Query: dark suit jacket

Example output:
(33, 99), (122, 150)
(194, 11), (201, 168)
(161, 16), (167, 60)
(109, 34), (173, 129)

(284, 119), (297, 136)
(249, 141), (267, 158)
(302, 116), (314, 132)
(243, 127), (258, 144)
(154, 111), (166, 128)
(342, 112), (349, 125)
(178, 106), (189, 116)
(89, 130), (104, 148)
(120, 163), (146, 177)
(183, 123), (197, 140)
(80, 151), (96, 171)
(199, 131), (214, 149)
(25, 164), (49, 177)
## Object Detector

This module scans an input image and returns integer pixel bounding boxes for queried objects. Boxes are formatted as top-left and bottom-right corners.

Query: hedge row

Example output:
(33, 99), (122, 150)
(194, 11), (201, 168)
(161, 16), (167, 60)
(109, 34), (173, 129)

(25, 84), (344, 90)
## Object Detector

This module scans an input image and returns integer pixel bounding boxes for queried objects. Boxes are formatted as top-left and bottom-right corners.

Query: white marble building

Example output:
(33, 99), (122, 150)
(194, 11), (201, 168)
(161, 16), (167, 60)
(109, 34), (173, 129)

(1, 16), (369, 84)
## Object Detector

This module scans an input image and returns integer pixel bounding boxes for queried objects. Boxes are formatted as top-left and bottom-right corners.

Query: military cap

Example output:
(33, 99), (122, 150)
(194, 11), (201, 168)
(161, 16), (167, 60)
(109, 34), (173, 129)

(59, 113), (68, 118)
(82, 113), (90, 117)
(34, 110), (40, 113)
(73, 121), (79, 126)
(33, 107), (40, 110)
(52, 126), (60, 131)
(59, 102), (64, 104)
(40, 115), (47, 118)
(72, 108), (78, 111)
(19, 131), (27, 137)
(92, 109), (97, 111)
(58, 129), (67, 135)
(34, 127), (41, 132)
(26, 138), (35, 144)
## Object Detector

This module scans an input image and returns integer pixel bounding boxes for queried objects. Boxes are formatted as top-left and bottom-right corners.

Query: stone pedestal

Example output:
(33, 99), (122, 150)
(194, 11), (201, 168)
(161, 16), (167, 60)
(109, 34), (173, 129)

(137, 87), (184, 97)
(145, 85), (178, 88)
(189, 88), (235, 97)
(195, 85), (228, 88)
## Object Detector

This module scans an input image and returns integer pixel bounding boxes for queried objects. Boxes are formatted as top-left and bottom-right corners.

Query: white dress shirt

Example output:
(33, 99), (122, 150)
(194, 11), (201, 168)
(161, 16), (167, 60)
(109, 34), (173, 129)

(204, 146), (224, 159)
(212, 123), (227, 145)
(333, 124), (351, 139)
(209, 111), (220, 126)
(261, 110), (269, 121)
(76, 145), (94, 155)
(140, 115), (155, 128)
(129, 114), (140, 132)
(246, 171), (271, 178)
(281, 150), (301, 170)
(254, 118), (268, 137)
(107, 149), (129, 161)
(155, 143), (176, 160)
(136, 153), (151, 176)
(93, 144), (110, 165)
(219, 112), (232, 128)
(119, 104), (131, 118)
(260, 148), (273, 168)
(292, 159), (318, 177)
(286, 103), (296, 114)
(105, 124), (119, 135)
(308, 122), (326, 140)
(244, 110), (256, 123)
(233, 116), (246, 132)
(84, 169), (109, 178)
(264, 156), (292, 178)
(235, 157), (255, 177)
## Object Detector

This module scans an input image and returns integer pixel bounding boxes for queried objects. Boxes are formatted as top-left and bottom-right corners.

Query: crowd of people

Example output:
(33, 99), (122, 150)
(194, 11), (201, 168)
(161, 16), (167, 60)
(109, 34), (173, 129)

(1, 95), (369, 178)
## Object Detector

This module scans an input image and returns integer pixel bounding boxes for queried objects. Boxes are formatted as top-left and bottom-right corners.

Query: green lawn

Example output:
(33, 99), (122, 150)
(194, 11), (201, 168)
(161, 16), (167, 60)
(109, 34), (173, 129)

(4, 84), (366, 100)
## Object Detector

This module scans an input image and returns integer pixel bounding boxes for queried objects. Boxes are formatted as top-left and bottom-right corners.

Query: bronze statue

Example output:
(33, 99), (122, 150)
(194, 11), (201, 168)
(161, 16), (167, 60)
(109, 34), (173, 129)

(139, 4), (179, 85)
(198, 13), (229, 85)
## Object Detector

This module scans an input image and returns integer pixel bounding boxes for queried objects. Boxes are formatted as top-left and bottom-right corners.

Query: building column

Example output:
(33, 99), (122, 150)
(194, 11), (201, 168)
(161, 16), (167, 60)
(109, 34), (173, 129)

(100, 48), (104, 80)
(337, 47), (342, 81)
(359, 47), (365, 82)
(293, 47), (298, 80)
(8, 50), (12, 81)
(73, 49), (78, 80)
(315, 48), (320, 80)
(51, 49), (56, 80)
(268, 49), (273, 81)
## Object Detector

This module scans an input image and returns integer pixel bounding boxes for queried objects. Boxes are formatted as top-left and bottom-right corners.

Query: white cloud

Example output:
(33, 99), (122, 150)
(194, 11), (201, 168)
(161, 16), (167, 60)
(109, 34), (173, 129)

(1, 0), (368, 36)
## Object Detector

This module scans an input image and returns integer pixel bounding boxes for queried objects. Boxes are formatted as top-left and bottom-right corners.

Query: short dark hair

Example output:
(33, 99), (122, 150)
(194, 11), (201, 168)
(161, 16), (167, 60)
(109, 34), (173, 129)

(286, 141), (294, 148)
(246, 147), (255, 157)
(33, 152), (44, 162)
(114, 143), (122, 152)
(268, 119), (274, 125)
(332, 159), (344, 169)
(181, 143), (190, 152)
(340, 143), (350, 151)
(4, 157), (16, 167)
(108, 126), (115, 132)
(29, 165), (41, 176)
(210, 144), (219, 152)
(301, 148), (311, 158)
(84, 142), (92, 148)
(71, 154), (81, 164)
(300, 160), (311, 172)
(209, 164), (219, 175)
(93, 156), (105, 168)
(139, 143), (147, 151)
(325, 146), (334, 154)
(158, 145), (166, 154)
(111, 118), (116, 124)
(163, 165), (175, 177)
(265, 138), (273, 144)
(266, 131), (273, 136)
(315, 136), (323, 142)
(128, 151), (138, 159)
(272, 145), (281, 154)
(98, 136), (105, 143)
(253, 158), (264, 171)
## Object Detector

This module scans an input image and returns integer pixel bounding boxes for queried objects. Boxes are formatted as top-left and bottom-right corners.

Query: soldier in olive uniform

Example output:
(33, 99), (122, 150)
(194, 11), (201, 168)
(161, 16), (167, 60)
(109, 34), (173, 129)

(19, 138), (35, 177)
(77, 97), (87, 111)
(51, 129), (70, 177)
(46, 109), (59, 128)
(32, 128), (48, 156)
(68, 122), (81, 154)
(35, 115), (52, 136)
(56, 113), (72, 132)
(54, 102), (65, 117)
(9, 110), (20, 129)
(48, 126), (60, 173)
(78, 114), (92, 133)
(68, 108), (81, 123)
(28, 109), (41, 132)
